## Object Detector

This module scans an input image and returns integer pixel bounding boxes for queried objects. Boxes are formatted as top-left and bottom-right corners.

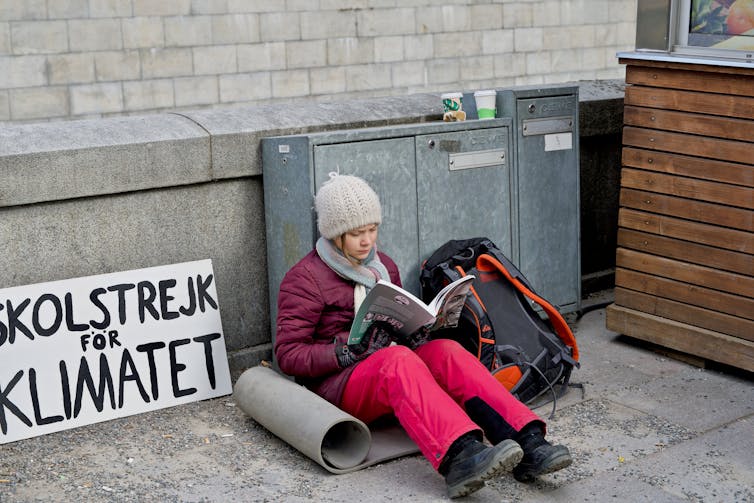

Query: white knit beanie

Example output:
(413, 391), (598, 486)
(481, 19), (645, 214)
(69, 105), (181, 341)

(314, 173), (382, 239)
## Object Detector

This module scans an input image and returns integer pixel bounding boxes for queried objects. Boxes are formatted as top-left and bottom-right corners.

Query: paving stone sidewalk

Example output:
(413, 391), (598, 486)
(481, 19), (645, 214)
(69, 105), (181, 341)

(1, 292), (752, 502)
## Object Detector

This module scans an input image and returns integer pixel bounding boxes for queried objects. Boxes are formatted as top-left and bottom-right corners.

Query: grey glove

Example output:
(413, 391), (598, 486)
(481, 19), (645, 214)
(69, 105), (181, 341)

(335, 322), (393, 367)
(393, 325), (431, 351)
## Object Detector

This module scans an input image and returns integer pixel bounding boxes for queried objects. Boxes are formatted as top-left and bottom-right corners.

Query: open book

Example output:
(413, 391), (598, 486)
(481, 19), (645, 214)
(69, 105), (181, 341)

(347, 276), (475, 345)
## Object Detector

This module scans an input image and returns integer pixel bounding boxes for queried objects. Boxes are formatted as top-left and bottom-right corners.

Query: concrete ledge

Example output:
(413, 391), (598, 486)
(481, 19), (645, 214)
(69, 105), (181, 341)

(179, 93), (442, 179)
(572, 79), (625, 288)
(0, 114), (210, 208)
(577, 79), (626, 137)
(0, 86), (624, 208)
(0, 94), (443, 208)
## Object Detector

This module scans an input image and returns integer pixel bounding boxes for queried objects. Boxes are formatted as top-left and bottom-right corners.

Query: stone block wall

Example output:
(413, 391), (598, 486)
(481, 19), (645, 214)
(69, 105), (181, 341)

(0, 0), (636, 123)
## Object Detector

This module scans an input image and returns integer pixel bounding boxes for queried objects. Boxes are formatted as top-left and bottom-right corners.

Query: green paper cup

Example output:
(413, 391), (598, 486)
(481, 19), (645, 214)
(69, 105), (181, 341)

(474, 90), (496, 119)
(441, 92), (463, 113)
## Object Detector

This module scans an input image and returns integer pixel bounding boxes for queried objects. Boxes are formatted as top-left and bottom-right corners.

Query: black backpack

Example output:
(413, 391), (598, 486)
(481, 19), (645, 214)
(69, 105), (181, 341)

(420, 238), (580, 411)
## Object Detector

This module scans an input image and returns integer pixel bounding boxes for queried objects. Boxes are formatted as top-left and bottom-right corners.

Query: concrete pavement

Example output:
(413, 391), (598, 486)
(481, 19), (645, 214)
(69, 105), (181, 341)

(1, 290), (752, 502)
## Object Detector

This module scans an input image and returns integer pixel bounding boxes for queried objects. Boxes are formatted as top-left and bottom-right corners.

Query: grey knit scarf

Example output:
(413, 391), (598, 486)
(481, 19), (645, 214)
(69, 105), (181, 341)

(316, 236), (391, 312)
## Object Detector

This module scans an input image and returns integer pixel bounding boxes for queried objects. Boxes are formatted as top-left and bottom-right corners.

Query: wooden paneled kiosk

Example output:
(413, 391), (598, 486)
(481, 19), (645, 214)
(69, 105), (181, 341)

(607, 1), (754, 372)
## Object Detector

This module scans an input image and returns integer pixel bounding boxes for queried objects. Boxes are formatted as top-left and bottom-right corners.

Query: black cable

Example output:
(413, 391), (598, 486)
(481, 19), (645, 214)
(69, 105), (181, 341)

(575, 300), (614, 320)
(517, 362), (559, 419)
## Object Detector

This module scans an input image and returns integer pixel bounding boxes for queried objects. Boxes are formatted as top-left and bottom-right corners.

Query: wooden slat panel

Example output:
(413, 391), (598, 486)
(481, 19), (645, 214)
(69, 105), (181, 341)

(624, 106), (754, 143)
(620, 189), (754, 232)
(622, 147), (754, 188)
(606, 304), (754, 372)
(615, 287), (754, 340)
(625, 86), (754, 120)
(623, 127), (754, 165)
(625, 65), (754, 97)
(621, 168), (754, 210)
(616, 248), (754, 298)
(615, 267), (754, 320)
(619, 208), (754, 254)
(618, 228), (754, 275)
(617, 60), (754, 373)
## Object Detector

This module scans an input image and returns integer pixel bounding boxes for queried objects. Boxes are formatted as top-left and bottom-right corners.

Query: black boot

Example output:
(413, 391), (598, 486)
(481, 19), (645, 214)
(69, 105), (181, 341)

(439, 432), (523, 499)
(513, 423), (572, 483)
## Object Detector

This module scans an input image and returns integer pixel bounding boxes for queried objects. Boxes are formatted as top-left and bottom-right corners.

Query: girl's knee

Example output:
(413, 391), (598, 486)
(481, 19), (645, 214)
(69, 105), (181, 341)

(421, 338), (468, 358)
(371, 345), (439, 384)
(417, 338), (480, 369)
(428, 338), (465, 352)
(376, 344), (423, 368)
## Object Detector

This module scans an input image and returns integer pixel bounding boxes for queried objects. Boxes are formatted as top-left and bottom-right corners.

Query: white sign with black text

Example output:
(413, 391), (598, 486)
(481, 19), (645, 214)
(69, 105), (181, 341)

(0, 259), (232, 444)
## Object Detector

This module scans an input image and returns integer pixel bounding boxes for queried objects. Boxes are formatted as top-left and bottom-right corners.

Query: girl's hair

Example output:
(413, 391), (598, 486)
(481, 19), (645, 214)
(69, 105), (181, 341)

(334, 233), (361, 266)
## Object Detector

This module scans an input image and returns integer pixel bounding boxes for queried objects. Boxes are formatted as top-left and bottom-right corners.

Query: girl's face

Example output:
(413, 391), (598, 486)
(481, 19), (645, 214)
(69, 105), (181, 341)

(337, 224), (379, 262)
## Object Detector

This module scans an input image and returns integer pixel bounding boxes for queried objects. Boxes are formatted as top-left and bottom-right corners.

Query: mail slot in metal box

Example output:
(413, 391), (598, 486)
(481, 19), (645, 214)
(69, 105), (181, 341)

(522, 116), (573, 136)
(448, 149), (505, 171)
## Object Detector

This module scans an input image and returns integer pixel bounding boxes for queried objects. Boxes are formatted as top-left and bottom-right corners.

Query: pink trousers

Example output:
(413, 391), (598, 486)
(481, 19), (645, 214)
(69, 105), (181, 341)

(340, 339), (541, 470)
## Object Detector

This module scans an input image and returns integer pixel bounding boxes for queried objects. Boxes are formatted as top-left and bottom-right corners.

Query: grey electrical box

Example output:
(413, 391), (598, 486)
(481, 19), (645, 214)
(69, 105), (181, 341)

(262, 119), (514, 337)
(498, 85), (581, 313)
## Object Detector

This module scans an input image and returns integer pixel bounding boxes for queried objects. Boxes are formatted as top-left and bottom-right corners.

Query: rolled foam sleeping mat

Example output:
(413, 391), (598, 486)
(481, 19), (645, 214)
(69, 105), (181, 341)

(234, 365), (419, 474)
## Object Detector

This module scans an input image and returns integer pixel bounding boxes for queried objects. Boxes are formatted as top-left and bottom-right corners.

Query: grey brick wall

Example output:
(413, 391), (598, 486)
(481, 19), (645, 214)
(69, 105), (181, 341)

(0, 0), (636, 123)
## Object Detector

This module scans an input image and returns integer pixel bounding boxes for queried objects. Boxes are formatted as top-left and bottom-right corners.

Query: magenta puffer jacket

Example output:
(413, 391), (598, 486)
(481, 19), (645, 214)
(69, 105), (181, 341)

(274, 249), (401, 405)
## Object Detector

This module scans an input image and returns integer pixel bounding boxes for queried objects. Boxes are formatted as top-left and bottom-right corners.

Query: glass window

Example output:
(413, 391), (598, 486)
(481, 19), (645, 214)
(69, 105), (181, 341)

(678, 0), (754, 55)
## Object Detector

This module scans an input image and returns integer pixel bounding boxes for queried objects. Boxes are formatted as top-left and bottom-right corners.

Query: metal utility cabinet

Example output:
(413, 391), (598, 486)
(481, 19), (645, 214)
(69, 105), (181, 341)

(498, 85), (581, 313)
(262, 86), (581, 339)
(262, 119), (514, 329)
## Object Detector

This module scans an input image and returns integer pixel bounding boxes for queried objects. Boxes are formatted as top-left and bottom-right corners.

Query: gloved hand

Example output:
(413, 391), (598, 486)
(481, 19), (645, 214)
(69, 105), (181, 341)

(393, 325), (431, 351)
(335, 322), (393, 367)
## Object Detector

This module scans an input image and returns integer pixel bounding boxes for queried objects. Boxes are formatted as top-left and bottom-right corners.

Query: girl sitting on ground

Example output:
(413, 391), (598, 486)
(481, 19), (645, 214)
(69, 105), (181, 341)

(274, 173), (572, 498)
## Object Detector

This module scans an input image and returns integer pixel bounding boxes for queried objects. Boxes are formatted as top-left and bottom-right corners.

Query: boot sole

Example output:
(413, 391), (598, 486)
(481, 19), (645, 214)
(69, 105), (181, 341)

(513, 447), (572, 483)
(448, 440), (524, 499)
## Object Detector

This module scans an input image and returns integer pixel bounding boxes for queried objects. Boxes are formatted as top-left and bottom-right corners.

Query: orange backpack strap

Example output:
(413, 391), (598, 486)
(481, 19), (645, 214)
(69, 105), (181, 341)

(476, 254), (579, 361)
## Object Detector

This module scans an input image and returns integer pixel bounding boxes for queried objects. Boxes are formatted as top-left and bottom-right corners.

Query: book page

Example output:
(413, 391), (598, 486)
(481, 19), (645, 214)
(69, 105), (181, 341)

(428, 275), (475, 330)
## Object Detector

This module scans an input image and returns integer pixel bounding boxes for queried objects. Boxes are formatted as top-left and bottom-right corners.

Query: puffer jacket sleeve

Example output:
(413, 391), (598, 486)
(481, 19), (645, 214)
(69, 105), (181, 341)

(274, 261), (341, 378)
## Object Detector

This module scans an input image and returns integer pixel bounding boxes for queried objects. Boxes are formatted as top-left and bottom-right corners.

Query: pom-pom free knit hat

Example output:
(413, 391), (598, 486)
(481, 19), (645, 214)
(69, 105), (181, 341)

(315, 173), (382, 239)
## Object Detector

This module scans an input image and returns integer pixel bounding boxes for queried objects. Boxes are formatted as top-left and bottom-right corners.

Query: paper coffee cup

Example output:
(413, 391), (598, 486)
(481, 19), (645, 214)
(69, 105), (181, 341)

(441, 92), (463, 113)
(473, 90), (496, 119)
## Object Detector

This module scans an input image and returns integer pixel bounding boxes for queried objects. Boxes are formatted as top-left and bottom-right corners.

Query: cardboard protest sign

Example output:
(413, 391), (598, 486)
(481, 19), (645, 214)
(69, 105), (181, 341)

(0, 259), (232, 444)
